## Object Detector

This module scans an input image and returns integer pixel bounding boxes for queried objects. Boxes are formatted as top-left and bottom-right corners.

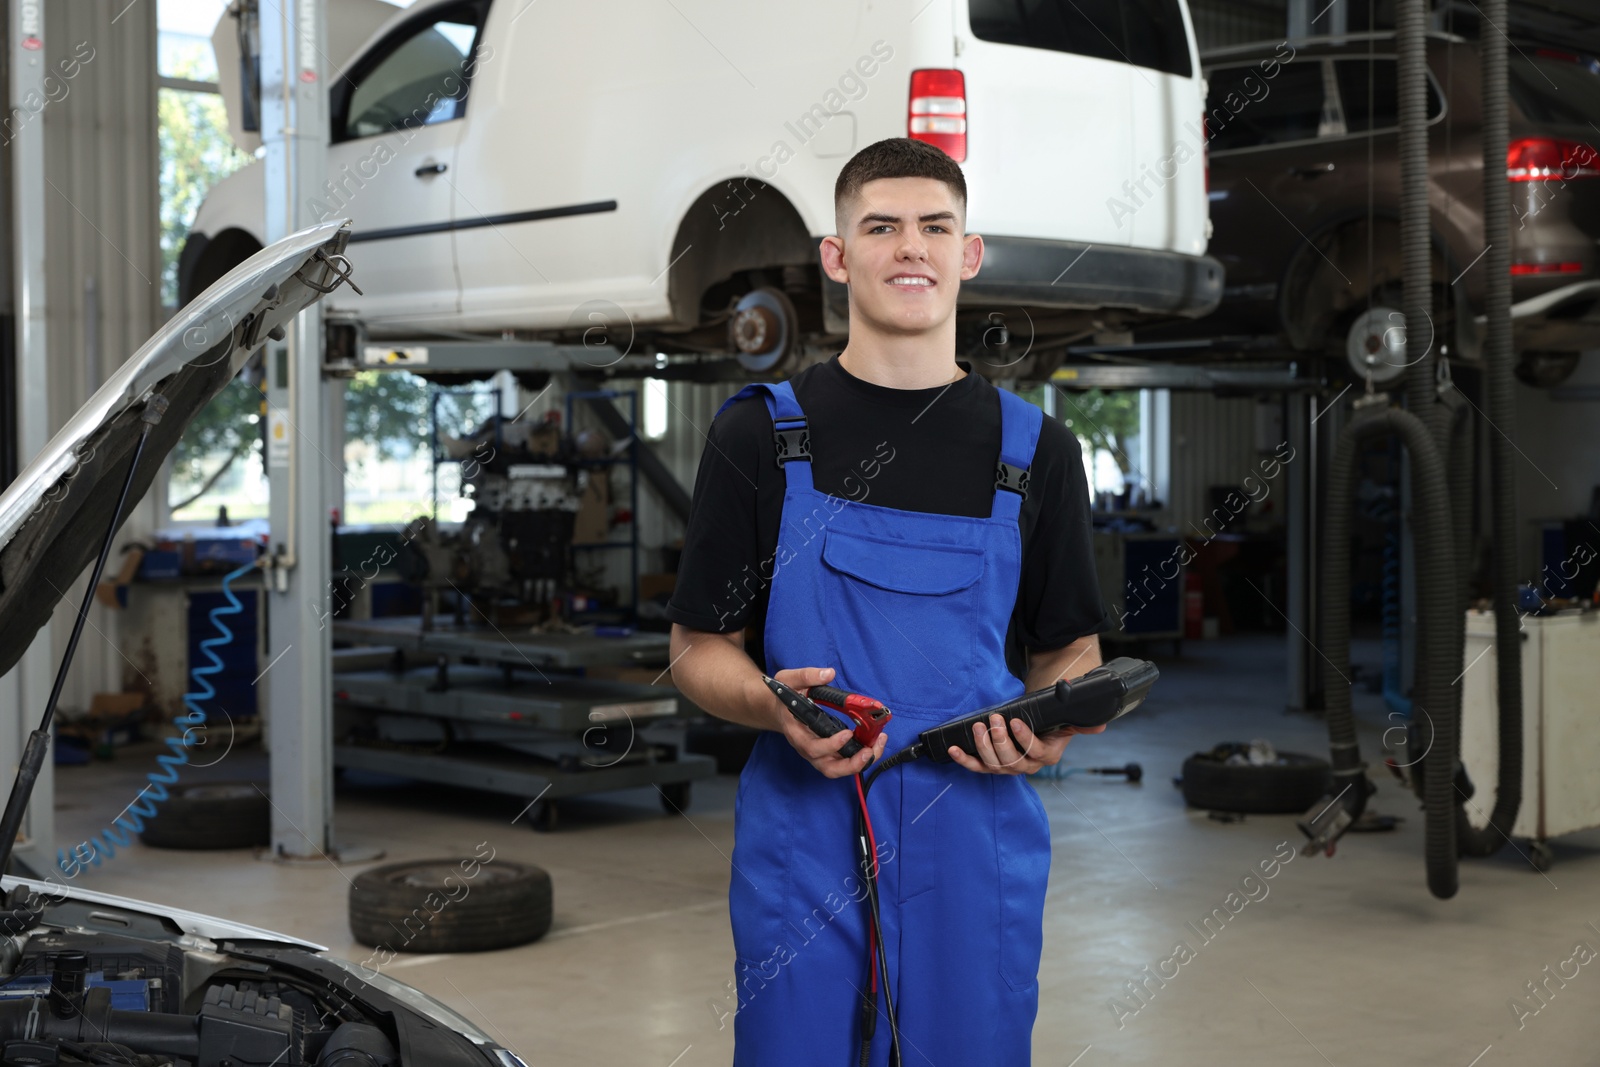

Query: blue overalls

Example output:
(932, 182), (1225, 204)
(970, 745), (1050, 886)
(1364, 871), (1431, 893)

(713, 378), (1050, 1067)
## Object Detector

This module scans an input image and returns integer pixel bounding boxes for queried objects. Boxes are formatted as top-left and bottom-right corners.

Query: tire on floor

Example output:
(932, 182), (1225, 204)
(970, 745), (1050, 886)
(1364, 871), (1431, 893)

(138, 781), (271, 850)
(1180, 750), (1332, 814)
(349, 858), (553, 953)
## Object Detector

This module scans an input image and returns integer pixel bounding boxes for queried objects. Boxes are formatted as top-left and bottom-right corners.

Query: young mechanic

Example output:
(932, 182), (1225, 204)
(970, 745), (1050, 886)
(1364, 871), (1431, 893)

(666, 137), (1110, 1067)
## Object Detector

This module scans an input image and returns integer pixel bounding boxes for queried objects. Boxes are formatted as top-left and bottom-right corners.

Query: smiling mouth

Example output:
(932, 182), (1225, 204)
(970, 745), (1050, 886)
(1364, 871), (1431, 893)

(888, 276), (935, 288)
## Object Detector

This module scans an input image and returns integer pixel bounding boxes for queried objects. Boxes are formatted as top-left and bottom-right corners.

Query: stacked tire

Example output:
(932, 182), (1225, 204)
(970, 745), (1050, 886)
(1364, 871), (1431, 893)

(138, 782), (271, 850)
(1180, 747), (1331, 814)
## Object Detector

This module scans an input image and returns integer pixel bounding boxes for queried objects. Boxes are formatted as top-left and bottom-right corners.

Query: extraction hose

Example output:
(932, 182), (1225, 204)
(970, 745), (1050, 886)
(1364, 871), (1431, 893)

(1457, 0), (1523, 856)
(1397, 0), (1441, 443)
(1322, 406), (1459, 898)
(1396, 0), (1466, 890)
(1442, 389), (1474, 597)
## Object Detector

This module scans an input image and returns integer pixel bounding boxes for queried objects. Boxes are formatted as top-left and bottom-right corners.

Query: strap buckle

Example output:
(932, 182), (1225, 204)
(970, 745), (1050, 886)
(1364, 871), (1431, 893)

(995, 460), (1030, 499)
(774, 418), (811, 466)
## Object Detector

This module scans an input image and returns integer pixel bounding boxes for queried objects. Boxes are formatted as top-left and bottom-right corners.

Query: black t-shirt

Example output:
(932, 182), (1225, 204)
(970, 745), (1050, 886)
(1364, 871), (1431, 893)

(665, 354), (1109, 679)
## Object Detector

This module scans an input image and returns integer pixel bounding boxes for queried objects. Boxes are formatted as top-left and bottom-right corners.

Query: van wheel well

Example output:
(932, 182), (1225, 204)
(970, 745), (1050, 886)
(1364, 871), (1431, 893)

(667, 180), (818, 329)
(178, 228), (263, 309)
(1279, 218), (1476, 362)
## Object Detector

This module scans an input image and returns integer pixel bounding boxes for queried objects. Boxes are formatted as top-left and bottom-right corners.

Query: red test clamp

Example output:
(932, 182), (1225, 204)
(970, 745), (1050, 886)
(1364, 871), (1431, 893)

(762, 675), (891, 758)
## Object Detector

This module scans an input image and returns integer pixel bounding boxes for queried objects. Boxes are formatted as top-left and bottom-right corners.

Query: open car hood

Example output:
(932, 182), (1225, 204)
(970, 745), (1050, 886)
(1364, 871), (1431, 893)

(0, 874), (325, 950)
(0, 219), (353, 677)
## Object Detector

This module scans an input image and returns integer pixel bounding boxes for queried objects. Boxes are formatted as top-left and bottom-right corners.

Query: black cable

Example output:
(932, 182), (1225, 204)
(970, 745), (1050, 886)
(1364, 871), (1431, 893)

(855, 792), (877, 1067)
(853, 779), (901, 1067)
(862, 743), (923, 794)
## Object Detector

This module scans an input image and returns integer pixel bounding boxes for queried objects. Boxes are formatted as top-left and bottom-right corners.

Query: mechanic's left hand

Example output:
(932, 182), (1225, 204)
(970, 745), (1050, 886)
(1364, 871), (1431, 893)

(947, 713), (1107, 776)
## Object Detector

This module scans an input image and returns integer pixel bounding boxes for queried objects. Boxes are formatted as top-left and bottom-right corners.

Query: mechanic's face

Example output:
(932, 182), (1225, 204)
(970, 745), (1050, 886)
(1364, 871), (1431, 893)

(822, 177), (983, 338)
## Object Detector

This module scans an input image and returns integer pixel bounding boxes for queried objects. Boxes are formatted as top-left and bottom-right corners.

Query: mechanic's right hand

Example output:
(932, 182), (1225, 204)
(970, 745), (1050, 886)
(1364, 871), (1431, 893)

(769, 666), (888, 779)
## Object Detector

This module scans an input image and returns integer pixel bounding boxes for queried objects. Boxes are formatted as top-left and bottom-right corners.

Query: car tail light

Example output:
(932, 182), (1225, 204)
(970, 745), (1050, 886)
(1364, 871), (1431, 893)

(909, 69), (966, 162)
(1510, 261), (1585, 275)
(1506, 137), (1600, 181)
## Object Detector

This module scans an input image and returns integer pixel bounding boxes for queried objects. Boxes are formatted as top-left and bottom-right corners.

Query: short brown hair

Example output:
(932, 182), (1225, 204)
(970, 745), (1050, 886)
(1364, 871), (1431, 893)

(834, 138), (967, 231)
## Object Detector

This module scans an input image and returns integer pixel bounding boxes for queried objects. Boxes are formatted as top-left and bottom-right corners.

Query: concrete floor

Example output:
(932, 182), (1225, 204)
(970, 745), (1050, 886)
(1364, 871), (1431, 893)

(44, 633), (1600, 1066)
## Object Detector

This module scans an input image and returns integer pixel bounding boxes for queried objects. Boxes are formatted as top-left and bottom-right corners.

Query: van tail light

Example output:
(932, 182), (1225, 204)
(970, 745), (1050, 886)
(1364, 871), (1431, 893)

(1510, 261), (1585, 275)
(909, 69), (966, 162)
(1506, 137), (1599, 181)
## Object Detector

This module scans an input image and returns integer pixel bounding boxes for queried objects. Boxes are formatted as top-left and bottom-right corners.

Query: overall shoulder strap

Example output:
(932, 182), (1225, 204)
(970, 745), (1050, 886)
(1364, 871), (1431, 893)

(991, 387), (1045, 521)
(713, 380), (814, 491)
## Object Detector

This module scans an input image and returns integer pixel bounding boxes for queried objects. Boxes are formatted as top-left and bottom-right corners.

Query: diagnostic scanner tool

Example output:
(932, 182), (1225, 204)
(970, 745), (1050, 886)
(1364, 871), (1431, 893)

(920, 657), (1158, 762)
(762, 675), (891, 757)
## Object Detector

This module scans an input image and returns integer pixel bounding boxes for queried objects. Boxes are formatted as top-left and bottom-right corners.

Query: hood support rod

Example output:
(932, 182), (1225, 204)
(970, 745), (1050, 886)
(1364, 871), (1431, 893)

(0, 395), (168, 877)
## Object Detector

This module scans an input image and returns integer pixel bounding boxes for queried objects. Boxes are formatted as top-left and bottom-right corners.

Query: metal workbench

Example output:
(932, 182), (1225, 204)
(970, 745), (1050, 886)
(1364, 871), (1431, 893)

(332, 615), (673, 669)
(330, 618), (713, 829)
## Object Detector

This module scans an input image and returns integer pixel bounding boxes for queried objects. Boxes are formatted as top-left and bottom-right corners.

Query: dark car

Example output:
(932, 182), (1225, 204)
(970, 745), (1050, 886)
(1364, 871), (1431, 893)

(1141, 31), (1600, 383)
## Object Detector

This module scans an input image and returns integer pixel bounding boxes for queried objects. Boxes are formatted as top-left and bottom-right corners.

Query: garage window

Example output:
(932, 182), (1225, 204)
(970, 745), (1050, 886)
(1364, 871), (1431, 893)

(1204, 62), (1326, 151)
(160, 0), (259, 518)
(969, 0), (1193, 78)
(1206, 57), (1444, 153)
(158, 0), (252, 312)
(1333, 58), (1445, 134)
(1508, 51), (1600, 127)
(1032, 385), (1167, 507)
(334, 3), (486, 143)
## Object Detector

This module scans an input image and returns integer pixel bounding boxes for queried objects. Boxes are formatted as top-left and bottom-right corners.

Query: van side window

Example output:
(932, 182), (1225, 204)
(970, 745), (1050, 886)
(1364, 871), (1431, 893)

(969, 0), (1192, 78)
(333, 4), (484, 143)
(1204, 63), (1325, 151)
(1334, 58), (1445, 133)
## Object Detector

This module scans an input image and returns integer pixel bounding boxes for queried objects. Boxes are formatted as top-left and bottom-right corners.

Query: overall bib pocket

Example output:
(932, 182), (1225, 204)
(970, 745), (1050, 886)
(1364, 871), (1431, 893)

(818, 527), (984, 710)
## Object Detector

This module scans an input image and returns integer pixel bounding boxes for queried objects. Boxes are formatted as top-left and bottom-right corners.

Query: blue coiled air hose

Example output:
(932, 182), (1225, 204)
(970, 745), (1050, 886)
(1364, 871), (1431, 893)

(58, 559), (258, 876)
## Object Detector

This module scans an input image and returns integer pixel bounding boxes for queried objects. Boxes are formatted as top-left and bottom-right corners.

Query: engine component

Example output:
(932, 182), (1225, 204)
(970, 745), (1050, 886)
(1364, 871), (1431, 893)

(315, 1022), (397, 1067)
(198, 983), (299, 1067)
(0, 984), (296, 1066)
(48, 954), (86, 1020)
(16, 933), (184, 1014)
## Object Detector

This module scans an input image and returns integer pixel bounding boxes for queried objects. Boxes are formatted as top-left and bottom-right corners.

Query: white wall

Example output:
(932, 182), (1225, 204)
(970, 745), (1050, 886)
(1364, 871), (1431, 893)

(1511, 351), (1600, 581)
(21, 2), (162, 716)
(1168, 391), (1278, 535)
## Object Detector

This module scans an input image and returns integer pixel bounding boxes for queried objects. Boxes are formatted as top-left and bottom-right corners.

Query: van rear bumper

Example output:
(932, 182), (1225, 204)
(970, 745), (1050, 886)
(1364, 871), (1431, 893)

(959, 236), (1224, 319)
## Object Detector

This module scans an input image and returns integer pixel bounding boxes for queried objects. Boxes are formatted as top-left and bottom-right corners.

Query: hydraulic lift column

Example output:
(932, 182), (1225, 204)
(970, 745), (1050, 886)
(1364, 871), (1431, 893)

(2, 0), (57, 865)
(261, 0), (334, 859)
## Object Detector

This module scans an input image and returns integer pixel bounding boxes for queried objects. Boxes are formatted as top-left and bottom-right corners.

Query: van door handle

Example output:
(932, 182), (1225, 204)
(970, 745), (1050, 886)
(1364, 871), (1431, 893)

(1290, 163), (1335, 179)
(415, 162), (448, 177)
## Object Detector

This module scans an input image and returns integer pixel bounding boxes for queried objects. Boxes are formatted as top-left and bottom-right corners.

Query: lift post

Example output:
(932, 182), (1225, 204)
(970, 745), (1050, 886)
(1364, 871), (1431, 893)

(260, 0), (335, 859)
(2, 0), (57, 867)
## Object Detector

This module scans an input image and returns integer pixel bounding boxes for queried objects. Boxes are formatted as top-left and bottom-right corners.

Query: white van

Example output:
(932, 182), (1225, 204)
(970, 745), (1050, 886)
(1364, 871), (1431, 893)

(184, 0), (1221, 377)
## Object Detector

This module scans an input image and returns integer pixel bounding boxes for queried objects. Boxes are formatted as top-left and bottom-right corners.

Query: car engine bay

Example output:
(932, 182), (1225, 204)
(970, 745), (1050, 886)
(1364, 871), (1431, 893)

(0, 886), (510, 1067)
